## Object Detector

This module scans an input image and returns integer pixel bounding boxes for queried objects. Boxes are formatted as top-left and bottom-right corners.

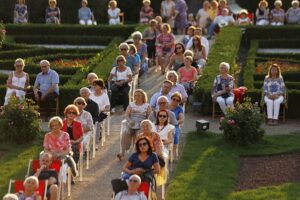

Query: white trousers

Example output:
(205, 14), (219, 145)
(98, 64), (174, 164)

(264, 95), (284, 120)
(216, 96), (234, 114)
(256, 19), (269, 25)
(79, 19), (93, 25)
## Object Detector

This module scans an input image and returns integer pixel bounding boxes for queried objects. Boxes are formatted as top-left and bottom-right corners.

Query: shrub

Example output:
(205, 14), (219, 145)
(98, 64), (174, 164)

(0, 23), (5, 47)
(220, 98), (265, 146)
(0, 96), (41, 144)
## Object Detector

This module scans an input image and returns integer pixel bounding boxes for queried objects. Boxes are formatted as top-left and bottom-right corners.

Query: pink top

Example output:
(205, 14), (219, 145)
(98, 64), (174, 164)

(178, 67), (198, 83)
(156, 33), (175, 49)
(43, 131), (71, 154)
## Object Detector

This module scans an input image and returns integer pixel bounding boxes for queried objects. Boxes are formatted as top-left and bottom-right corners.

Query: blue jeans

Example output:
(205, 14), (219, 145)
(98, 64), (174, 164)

(208, 22), (218, 37)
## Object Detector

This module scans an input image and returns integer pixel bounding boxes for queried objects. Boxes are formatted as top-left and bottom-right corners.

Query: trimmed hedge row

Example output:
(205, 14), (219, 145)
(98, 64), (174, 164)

(6, 24), (136, 37)
(65, 38), (122, 86)
(194, 27), (242, 114)
(0, 0), (162, 24)
(245, 26), (300, 40)
(255, 57), (300, 64)
(256, 52), (300, 60)
(242, 40), (258, 90)
(258, 39), (300, 49)
(1, 41), (34, 50)
(13, 35), (114, 46)
(0, 48), (100, 60)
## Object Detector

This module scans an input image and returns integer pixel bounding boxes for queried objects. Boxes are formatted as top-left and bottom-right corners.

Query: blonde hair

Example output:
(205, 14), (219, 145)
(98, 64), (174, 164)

(108, 0), (117, 8)
(129, 44), (137, 54)
(143, 0), (151, 5)
(74, 97), (87, 106)
(48, 116), (63, 129)
(219, 62), (230, 71)
(49, 0), (56, 4)
(64, 104), (80, 116)
(162, 23), (171, 33)
(131, 31), (143, 40)
(23, 176), (39, 189)
(2, 193), (18, 200)
(274, 0), (282, 6)
(119, 42), (129, 50)
(171, 91), (182, 102)
(266, 63), (282, 79)
(259, 0), (268, 7)
(134, 89), (148, 103)
(155, 16), (162, 23)
(184, 50), (194, 57)
(14, 58), (25, 67)
(184, 55), (193, 62)
(115, 55), (127, 63)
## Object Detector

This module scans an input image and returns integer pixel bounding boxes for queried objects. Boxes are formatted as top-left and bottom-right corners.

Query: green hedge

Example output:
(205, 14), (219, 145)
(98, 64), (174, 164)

(246, 26), (300, 40)
(258, 39), (300, 49)
(242, 40), (258, 89)
(6, 24), (136, 37)
(256, 52), (300, 60)
(0, 0), (163, 24)
(255, 57), (300, 64)
(1, 42), (34, 50)
(13, 35), (114, 45)
(194, 27), (242, 114)
(0, 48), (99, 60)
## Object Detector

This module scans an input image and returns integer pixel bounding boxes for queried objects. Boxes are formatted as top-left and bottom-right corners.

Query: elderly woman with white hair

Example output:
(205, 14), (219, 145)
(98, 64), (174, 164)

(86, 72), (98, 92)
(139, 0), (154, 24)
(45, 0), (60, 24)
(132, 31), (148, 76)
(2, 193), (18, 200)
(166, 70), (188, 103)
(270, 0), (285, 25)
(114, 174), (147, 200)
(211, 62), (234, 114)
(286, 0), (300, 24)
(16, 176), (42, 200)
(4, 58), (29, 105)
(108, 0), (121, 25)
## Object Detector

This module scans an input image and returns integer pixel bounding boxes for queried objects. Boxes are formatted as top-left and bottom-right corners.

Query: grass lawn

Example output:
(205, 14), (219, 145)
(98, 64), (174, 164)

(0, 142), (42, 197)
(166, 132), (300, 200)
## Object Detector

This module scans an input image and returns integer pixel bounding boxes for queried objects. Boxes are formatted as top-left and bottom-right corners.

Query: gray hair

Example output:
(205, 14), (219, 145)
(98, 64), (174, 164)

(131, 31), (143, 40)
(119, 43), (129, 50)
(157, 96), (169, 104)
(129, 174), (142, 184)
(23, 176), (39, 188)
(87, 73), (98, 80)
(40, 60), (50, 67)
(80, 87), (91, 95)
(219, 62), (230, 71)
(48, 116), (63, 129)
(166, 70), (179, 82)
(3, 193), (18, 200)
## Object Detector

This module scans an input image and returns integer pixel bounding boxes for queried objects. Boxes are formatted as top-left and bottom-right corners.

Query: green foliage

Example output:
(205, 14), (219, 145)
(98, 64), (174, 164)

(242, 40), (258, 90)
(0, 97), (41, 144)
(0, 23), (5, 47)
(0, 74), (72, 85)
(220, 98), (265, 146)
(194, 27), (242, 114)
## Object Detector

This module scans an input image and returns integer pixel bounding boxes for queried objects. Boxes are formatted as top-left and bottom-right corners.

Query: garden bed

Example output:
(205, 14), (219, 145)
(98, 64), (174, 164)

(237, 152), (300, 191)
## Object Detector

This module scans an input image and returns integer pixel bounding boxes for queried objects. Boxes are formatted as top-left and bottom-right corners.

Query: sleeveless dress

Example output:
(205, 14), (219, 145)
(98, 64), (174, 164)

(4, 71), (27, 105)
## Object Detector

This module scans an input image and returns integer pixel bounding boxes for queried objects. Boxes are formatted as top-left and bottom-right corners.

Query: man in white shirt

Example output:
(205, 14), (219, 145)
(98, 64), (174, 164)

(186, 27), (209, 56)
(207, 8), (235, 39)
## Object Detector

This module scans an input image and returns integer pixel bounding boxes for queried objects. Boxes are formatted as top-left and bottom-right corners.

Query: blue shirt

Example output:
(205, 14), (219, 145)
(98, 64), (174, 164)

(78, 7), (92, 20)
(34, 69), (59, 95)
(149, 91), (172, 110)
(128, 152), (158, 170)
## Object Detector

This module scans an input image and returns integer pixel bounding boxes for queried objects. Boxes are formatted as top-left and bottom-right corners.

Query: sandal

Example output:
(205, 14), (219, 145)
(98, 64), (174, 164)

(117, 153), (123, 161)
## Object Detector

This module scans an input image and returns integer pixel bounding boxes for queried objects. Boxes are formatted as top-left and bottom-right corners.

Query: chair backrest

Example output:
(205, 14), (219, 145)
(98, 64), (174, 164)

(13, 180), (46, 199)
(32, 159), (62, 173)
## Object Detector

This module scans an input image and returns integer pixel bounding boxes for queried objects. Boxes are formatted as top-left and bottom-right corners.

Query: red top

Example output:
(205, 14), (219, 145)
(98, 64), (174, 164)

(61, 120), (83, 151)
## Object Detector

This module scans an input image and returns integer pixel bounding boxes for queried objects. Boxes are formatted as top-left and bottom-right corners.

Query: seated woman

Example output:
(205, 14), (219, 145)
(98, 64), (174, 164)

(168, 92), (184, 159)
(117, 89), (151, 161)
(286, 0), (300, 24)
(114, 174), (147, 200)
(237, 9), (252, 25)
(129, 44), (141, 73)
(211, 62), (234, 114)
(61, 105), (83, 164)
(122, 136), (160, 180)
(270, 0), (285, 26)
(263, 64), (285, 125)
(166, 70), (188, 103)
(78, 0), (95, 25)
(4, 58), (29, 105)
(43, 117), (78, 180)
(181, 26), (195, 48)
(256, 0), (269, 25)
(139, 0), (154, 25)
(33, 153), (58, 200)
(167, 42), (185, 72)
(178, 56), (198, 95)
(17, 176), (41, 200)
(155, 23), (175, 74)
(108, 55), (133, 113)
(46, 0), (60, 24)
(108, 0), (121, 25)
(153, 110), (175, 157)
(74, 97), (93, 154)
(190, 36), (207, 71)
(14, 0), (28, 24)
(132, 31), (148, 76)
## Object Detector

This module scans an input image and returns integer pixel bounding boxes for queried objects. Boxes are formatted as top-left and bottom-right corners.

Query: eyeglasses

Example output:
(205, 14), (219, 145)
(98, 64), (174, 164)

(158, 115), (167, 118)
(138, 142), (148, 147)
(117, 59), (124, 62)
(120, 48), (128, 51)
(172, 98), (180, 102)
(76, 102), (85, 105)
(67, 111), (77, 115)
(129, 179), (139, 183)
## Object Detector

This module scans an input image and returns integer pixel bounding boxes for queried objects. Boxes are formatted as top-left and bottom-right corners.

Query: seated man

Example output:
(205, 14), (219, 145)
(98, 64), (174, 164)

(78, 0), (96, 25)
(33, 153), (58, 200)
(33, 60), (59, 119)
(114, 174), (147, 200)
(150, 80), (173, 110)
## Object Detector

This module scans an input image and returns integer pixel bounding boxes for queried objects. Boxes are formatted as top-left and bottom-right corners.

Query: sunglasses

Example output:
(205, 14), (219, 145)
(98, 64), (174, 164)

(138, 142), (148, 147)
(120, 48), (128, 51)
(172, 98), (180, 102)
(76, 102), (85, 105)
(129, 179), (139, 183)
(117, 59), (124, 62)
(67, 111), (77, 115)
(158, 115), (167, 118)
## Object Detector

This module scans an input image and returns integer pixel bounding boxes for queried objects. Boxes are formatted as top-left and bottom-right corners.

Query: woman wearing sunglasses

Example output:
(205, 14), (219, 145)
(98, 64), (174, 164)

(169, 92), (184, 160)
(154, 110), (174, 148)
(122, 136), (160, 180)
(74, 97), (93, 155)
(167, 42), (185, 72)
(61, 104), (83, 164)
